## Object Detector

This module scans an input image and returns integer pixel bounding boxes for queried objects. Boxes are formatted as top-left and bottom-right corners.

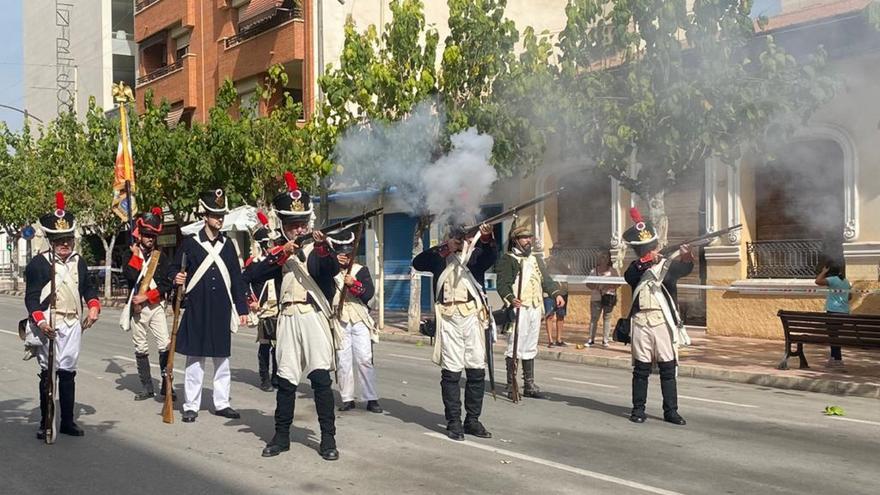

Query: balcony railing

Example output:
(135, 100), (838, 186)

(746, 239), (824, 279)
(546, 246), (608, 275)
(136, 58), (184, 87)
(225, 6), (303, 49)
(135, 0), (160, 13)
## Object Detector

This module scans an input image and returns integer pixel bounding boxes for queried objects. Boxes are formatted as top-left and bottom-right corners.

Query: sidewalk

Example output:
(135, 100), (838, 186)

(379, 315), (880, 399)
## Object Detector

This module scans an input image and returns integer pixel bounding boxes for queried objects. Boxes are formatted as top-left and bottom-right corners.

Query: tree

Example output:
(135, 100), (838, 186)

(0, 120), (50, 289)
(555, 0), (837, 245)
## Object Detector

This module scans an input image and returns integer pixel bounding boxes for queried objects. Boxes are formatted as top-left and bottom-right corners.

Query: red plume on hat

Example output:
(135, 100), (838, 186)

(629, 207), (643, 223)
(55, 191), (66, 217)
(151, 206), (162, 217)
(257, 210), (269, 227)
(284, 172), (299, 192)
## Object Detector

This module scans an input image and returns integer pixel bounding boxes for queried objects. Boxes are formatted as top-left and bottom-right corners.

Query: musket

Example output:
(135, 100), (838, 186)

(162, 253), (187, 424)
(485, 323), (496, 401)
(430, 188), (563, 250)
(659, 224), (743, 257)
(45, 250), (57, 445)
(131, 249), (161, 315)
(291, 207), (383, 245)
(508, 258), (525, 404)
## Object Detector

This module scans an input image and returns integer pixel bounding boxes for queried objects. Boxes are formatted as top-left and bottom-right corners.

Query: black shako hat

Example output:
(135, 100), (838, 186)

(199, 188), (230, 215)
(272, 171), (313, 224)
(39, 192), (76, 241)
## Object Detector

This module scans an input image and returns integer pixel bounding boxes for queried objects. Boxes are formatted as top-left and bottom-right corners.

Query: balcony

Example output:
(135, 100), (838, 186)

(135, 0), (161, 13)
(136, 53), (198, 115)
(137, 58), (183, 87)
(225, 5), (303, 49)
(746, 239), (824, 279)
(134, 0), (195, 42)
(546, 246), (607, 275)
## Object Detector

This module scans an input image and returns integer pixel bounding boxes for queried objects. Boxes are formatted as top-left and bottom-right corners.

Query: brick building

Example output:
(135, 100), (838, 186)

(134, 0), (313, 125)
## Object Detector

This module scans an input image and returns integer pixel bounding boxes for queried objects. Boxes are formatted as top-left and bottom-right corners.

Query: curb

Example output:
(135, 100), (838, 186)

(378, 331), (880, 400)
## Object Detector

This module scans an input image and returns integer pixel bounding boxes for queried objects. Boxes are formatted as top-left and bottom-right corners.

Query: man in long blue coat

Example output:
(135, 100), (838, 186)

(171, 189), (249, 423)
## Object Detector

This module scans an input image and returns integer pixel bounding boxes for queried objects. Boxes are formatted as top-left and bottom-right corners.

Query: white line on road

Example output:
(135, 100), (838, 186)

(552, 377), (619, 389)
(0, 328), (19, 337)
(112, 355), (185, 376)
(678, 395), (758, 408)
(388, 353), (431, 362)
(829, 416), (880, 427)
(424, 432), (686, 495)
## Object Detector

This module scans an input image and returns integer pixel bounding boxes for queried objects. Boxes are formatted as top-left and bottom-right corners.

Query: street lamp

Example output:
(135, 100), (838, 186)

(0, 104), (45, 124)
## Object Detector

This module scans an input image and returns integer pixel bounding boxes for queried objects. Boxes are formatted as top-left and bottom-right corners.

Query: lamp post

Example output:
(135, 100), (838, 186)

(0, 104), (45, 124)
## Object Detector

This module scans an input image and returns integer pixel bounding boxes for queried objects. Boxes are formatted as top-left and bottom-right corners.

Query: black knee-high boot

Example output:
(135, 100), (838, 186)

(522, 359), (544, 398)
(58, 370), (84, 436)
(441, 369), (464, 440)
(309, 369), (339, 461)
(257, 344), (273, 392)
(262, 377), (296, 457)
(630, 360), (651, 423)
(658, 360), (686, 425)
(463, 368), (491, 438)
(134, 353), (155, 401)
(36, 370), (50, 439)
(158, 350), (176, 400)
(270, 347), (279, 388)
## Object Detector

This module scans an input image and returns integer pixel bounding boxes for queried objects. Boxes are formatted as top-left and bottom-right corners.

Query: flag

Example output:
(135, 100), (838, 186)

(111, 103), (137, 221)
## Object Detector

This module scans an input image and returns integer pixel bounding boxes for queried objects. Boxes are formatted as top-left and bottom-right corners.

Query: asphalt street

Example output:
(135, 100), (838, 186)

(0, 295), (878, 495)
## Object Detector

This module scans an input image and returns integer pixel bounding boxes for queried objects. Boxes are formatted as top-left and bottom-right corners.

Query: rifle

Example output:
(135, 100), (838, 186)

(430, 188), (563, 250)
(659, 224), (743, 257)
(291, 207), (383, 246)
(485, 324), (496, 401)
(332, 222), (365, 322)
(508, 258), (525, 404)
(132, 250), (161, 314)
(45, 251), (57, 445)
(162, 253), (186, 424)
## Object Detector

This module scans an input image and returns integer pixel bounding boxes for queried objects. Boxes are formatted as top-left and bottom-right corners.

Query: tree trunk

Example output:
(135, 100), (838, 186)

(645, 190), (669, 248)
(10, 234), (20, 291)
(407, 215), (431, 333)
(101, 234), (118, 300)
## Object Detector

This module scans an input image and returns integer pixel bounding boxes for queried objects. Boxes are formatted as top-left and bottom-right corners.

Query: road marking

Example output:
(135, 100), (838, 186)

(388, 353), (431, 362)
(829, 416), (880, 427)
(112, 355), (185, 376)
(552, 377), (619, 389)
(678, 395), (757, 408)
(425, 432), (686, 495)
(0, 328), (18, 337)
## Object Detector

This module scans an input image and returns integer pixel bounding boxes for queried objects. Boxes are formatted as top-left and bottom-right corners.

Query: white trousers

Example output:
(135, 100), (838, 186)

(131, 302), (170, 355)
(505, 305), (542, 360)
(336, 321), (378, 402)
(34, 314), (82, 372)
(183, 356), (231, 412)
(439, 311), (486, 372)
(276, 310), (335, 386)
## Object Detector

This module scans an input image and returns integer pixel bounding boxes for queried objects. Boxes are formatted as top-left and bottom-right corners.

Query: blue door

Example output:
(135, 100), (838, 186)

(383, 213), (432, 312)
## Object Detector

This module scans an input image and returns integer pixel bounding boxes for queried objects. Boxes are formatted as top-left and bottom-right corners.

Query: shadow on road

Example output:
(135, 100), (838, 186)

(378, 397), (446, 435)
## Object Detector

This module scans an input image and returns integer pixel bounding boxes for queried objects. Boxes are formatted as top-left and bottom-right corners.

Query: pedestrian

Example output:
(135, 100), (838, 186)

(121, 207), (174, 402)
(496, 220), (564, 400)
(327, 226), (383, 414)
(623, 207), (692, 425)
(413, 222), (496, 440)
(244, 172), (340, 461)
(815, 260), (851, 368)
(243, 210), (280, 392)
(586, 249), (618, 348)
(171, 189), (249, 423)
(24, 192), (101, 440)
(543, 252), (570, 347)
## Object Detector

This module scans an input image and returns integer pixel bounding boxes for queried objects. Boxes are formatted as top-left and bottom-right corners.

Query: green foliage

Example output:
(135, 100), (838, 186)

(824, 405), (845, 416)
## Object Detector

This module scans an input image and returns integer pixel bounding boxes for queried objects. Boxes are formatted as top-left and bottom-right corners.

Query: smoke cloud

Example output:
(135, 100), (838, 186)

(333, 101), (497, 228)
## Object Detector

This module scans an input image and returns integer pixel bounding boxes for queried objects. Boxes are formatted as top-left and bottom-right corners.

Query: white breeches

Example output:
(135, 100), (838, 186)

(505, 305), (542, 360)
(276, 310), (335, 386)
(336, 321), (378, 402)
(131, 303), (170, 355)
(34, 314), (82, 372)
(439, 311), (486, 372)
(183, 356), (231, 412)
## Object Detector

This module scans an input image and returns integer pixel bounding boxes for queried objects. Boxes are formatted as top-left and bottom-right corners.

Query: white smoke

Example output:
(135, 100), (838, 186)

(333, 101), (497, 227)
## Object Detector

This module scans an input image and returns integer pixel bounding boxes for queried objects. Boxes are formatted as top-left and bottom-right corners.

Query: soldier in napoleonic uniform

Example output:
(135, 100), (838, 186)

(326, 227), (383, 414)
(243, 210), (281, 392)
(171, 189), (249, 423)
(243, 172), (340, 461)
(413, 223), (496, 440)
(24, 192), (101, 440)
(121, 207), (174, 401)
(622, 207), (693, 425)
(495, 221), (563, 400)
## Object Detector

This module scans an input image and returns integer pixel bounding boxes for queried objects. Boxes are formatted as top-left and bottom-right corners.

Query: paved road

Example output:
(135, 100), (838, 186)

(0, 295), (878, 494)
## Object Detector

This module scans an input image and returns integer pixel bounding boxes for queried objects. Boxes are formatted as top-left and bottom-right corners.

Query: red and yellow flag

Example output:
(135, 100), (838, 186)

(111, 103), (137, 221)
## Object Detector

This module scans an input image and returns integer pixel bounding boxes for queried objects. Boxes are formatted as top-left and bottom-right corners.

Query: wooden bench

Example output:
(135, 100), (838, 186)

(776, 310), (880, 369)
